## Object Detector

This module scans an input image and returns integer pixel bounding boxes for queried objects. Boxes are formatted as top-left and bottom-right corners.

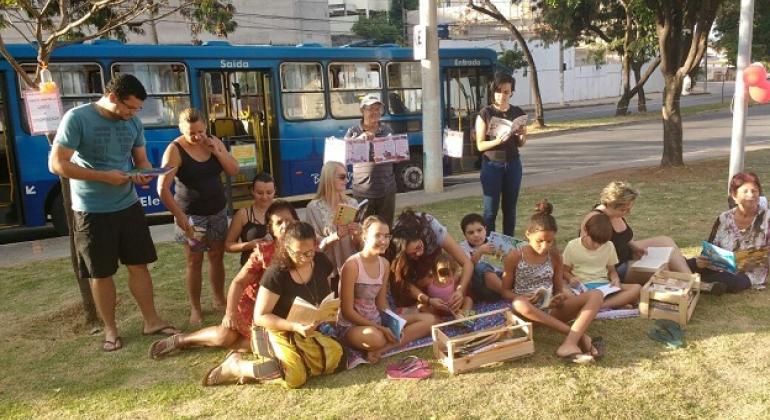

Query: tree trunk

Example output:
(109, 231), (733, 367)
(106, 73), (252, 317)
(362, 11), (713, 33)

(45, 133), (99, 327)
(615, 45), (631, 116)
(632, 61), (647, 112)
(660, 74), (684, 166)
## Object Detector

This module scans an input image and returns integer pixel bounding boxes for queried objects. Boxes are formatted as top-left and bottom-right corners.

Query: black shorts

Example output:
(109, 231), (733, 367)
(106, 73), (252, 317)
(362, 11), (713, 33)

(73, 201), (157, 278)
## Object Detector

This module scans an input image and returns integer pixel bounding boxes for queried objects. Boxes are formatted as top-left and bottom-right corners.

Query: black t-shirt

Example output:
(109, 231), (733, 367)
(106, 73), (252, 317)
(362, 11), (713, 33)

(478, 104), (526, 161)
(260, 253), (334, 319)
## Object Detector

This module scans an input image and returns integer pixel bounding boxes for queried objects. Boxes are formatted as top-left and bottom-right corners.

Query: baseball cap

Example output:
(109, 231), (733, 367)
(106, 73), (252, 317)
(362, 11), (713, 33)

(360, 93), (382, 108)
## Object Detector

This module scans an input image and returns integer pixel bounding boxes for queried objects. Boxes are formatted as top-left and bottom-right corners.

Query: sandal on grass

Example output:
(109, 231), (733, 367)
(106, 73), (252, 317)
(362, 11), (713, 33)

(386, 356), (432, 380)
(558, 352), (594, 365)
(202, 351), (241, 387)
(148, 334), (182, 360)
(591, 336), (605, 360)
(102, 336), (123, 352)
(143, 325), (181, 337)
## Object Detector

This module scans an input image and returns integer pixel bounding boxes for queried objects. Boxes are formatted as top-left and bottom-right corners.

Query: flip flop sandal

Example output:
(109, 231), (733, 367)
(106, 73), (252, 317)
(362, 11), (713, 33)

(656, 319), (684, 341)
(143, 325), (181, 337)
(647, 326), (683, 349)
(558, 352), (594, 365)
(148, 334), (182, 360)
(386, 362), (432, 380)
(102, 336), (123, 352)
(385, 356), (429, 373)
(202, 351), (240, 387)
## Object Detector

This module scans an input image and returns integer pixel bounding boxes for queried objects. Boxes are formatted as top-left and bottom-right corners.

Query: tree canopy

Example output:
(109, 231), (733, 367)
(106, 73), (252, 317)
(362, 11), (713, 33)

(714, 1), (769, 65)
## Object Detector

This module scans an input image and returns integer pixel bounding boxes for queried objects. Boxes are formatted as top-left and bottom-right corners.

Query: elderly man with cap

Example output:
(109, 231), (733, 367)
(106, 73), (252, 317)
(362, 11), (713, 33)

(343, 93), (396, 226)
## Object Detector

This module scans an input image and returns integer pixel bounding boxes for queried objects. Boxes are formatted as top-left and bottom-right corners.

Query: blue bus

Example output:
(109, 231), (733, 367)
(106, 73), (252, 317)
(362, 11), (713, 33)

(0, 40), (497, 234)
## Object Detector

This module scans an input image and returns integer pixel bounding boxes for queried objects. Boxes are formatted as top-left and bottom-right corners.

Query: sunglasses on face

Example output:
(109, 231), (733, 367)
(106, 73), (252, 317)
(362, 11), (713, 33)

(287, 248), (315, 259)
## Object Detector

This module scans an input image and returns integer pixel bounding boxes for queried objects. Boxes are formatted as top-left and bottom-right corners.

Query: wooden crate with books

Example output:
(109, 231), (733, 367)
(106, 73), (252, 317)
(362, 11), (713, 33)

(639, 269), (701, 326)
(431, 308), (534, 375)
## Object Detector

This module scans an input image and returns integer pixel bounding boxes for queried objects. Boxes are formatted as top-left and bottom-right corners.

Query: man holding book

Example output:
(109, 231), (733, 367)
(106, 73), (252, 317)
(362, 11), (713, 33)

(48, 74), (179, 352)
(344, 94), (396, 226)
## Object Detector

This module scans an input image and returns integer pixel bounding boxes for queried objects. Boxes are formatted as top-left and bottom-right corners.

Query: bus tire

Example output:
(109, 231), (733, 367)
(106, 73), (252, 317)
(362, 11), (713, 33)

(50, 193), (69, 236)
(395, 157), (423, 192)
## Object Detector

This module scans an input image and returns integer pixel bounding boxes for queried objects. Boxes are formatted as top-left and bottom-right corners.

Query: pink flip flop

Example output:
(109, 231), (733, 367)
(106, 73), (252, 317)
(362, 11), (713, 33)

(385, 356), (432, 380)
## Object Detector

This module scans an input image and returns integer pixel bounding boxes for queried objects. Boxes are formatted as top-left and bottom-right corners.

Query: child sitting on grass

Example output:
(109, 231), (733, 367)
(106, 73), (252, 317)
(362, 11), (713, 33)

(418, 253), (473, 316)
(501, 200), (603, 364)
(459, 213), (505, 301)
(562, 212), (641, 309)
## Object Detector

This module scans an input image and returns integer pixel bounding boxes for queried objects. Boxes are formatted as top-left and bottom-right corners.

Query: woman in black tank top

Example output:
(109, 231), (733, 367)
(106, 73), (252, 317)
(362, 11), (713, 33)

(580, 181), (692, 282)
(225, 173), (276, 266)
(159, 108), (239, 324)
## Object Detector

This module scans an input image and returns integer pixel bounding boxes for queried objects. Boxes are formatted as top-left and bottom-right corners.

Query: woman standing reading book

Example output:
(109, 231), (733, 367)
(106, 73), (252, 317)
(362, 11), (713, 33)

(158, 108), (239, 324)
(475, 72), (527, 236)
(305, 161), (362, 287)
(689, 172), (765, 292)
(338, 216), (435, 363)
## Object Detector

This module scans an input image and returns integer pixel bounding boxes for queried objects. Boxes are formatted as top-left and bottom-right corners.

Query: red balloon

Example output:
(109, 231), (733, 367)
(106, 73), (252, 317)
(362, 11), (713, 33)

(749, 80), (770, 104)
(744, 64), (768, 87)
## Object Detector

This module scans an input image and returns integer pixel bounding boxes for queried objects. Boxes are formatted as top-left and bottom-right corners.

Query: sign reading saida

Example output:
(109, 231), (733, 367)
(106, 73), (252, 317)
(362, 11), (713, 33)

(231, 144), (257, 168)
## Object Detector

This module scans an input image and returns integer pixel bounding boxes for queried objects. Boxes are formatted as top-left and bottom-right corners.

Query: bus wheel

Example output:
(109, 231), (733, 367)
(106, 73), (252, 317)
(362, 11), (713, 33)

(50, 193), (69, 236)
(395, 157), (423, 192)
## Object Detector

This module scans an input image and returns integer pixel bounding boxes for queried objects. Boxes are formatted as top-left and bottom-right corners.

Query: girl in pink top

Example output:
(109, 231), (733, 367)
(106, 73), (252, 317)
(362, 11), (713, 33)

(420, 253), (473, 316)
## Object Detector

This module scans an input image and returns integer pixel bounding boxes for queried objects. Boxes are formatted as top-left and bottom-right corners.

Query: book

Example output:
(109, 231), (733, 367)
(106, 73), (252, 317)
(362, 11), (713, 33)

(631, 247), (673, 271)
(126, 166), (175, 177)
(332, 199), (369, 226)
(700, 241), (737, 273)
(381, 309), (407, 341)
(285, 292), (340, 324)
(487, 232), (527, 262)
(443, 129), (464, 158)
(323, 134), (410, 165)
(486, 114), (528, 139)
(531, 286), (552, 309)
(735, 248), (769, 272)
(571, 282), (621, 298)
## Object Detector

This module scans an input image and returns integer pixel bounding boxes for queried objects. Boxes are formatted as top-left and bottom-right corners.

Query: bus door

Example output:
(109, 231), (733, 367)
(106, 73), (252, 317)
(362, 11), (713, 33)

(201, 69), (278, 209)
(0, 72), (20, 229)
(443, 66), (492, 172)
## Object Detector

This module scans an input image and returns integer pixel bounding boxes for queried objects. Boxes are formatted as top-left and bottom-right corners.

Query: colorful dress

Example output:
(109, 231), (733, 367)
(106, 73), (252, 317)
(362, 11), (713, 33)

(236, 241), (275, 338)
(709, 207), (770, 287)
(336, 253), (388, 339)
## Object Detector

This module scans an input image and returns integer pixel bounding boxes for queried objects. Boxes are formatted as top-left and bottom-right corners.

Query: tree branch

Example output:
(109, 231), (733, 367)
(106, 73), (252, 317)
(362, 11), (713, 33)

(0, 34), (38, 89)
(628, 55), (661, 97)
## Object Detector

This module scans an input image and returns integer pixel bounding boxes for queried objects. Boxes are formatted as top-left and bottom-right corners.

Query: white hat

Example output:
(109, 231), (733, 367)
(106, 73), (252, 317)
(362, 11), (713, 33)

(360, 93), (382, 108)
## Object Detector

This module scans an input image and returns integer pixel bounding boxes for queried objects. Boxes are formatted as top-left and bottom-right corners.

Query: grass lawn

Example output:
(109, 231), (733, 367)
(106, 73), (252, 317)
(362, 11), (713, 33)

(4, 149), (770, 419)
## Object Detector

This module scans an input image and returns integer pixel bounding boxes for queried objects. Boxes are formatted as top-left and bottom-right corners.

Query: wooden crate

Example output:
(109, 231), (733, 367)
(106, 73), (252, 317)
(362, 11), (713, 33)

(639, 269), (701, 325)
(431, 308), (534, 375)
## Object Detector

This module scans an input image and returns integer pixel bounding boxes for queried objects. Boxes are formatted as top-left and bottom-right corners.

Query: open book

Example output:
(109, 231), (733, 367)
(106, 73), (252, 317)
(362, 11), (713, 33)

(487, 232), (527, 262)
(701, 241), (769, 273)
(285, 292), (340, 324)
(486, 115), (528, 139)
(631, 247), (673, 271)
(531, 286), (552, 310)
(571, 282), (621, 298)
(332, 199), (369, 226)
(126, 166), (175, 177)
(381, 309), (407, 341)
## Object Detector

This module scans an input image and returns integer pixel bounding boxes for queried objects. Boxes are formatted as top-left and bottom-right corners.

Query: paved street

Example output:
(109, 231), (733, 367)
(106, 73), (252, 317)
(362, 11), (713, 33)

(2, 102), (767, 267)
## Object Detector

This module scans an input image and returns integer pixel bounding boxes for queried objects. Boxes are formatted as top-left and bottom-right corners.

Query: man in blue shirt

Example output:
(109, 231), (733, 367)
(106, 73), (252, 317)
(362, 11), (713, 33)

(49, 74), (178, 352)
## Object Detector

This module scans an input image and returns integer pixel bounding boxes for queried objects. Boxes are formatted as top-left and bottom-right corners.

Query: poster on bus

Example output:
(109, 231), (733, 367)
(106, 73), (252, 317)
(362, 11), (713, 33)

(24, 89), (63, 135)
(443, 129), (464, 158)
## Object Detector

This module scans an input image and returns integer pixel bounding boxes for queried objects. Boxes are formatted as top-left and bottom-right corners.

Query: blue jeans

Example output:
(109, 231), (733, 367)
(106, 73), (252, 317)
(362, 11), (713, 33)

(481, 156), (523, 236)
(471, 261), (503, 301)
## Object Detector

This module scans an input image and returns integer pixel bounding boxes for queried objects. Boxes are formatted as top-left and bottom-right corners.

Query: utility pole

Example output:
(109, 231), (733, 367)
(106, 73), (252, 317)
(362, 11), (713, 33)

(558, 39), (565, 106)
(420, 0), (442, 193)
(728, 0), (755, 190)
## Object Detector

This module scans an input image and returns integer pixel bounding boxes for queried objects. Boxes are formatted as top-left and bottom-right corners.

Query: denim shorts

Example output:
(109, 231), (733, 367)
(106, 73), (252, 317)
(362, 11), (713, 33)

(174, 207), (228, 252)
(471, 260), (503, 301)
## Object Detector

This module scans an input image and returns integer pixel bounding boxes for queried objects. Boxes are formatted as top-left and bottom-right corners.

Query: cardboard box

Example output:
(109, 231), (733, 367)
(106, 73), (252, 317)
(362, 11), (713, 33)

(624, 247), (673, 284)
(639, 269), (701, 325)
(431, 308), (534, 375)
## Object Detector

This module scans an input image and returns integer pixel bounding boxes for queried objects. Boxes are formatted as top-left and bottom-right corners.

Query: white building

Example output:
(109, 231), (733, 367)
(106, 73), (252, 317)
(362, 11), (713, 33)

(329, 0), (393, 46)
(1, 0), (331, 46)
(408, 1), (664, 107)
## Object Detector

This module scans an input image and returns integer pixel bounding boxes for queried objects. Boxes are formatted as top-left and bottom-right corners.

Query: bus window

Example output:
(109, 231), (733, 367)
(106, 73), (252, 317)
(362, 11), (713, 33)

(328, 62), (381, 119)
(20, 63), (103, 112)
(386, 62), (422, 115)
(112, 62), (190, 127)
(280, 62), (325, 120)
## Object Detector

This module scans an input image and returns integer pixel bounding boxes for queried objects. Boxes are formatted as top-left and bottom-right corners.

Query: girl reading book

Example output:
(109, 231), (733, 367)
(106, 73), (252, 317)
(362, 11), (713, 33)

(338, 216), (435, 363)
(418, 253), (473, 316)
(148, 200), (297, 360)
(501, 201), (604, 364)
(305, 161), (362, 290)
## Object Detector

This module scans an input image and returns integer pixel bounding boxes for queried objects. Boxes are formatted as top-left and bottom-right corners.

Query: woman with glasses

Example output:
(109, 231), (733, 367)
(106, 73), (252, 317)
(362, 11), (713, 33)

(305, 161), (362, 291)
(580, 181), (691, 284)
(158, 108), (239, 324)
(337, 216), (435, 363)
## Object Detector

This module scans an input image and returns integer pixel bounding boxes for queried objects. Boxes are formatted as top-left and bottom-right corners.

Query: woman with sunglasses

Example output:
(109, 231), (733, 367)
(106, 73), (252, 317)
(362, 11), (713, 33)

(148, 200), (298, 360)
(204, 221), (342, 388)
(305, 161), (362, 290)
(338, 216), (435, 363)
